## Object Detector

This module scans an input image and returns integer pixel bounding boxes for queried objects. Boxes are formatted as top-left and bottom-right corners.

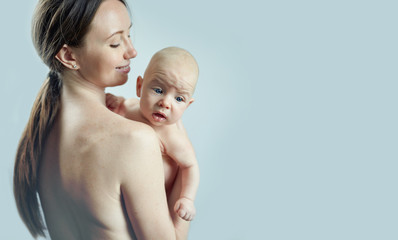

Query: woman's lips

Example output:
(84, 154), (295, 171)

(152, 112), (166, 122)
(116, 65), (130, 74)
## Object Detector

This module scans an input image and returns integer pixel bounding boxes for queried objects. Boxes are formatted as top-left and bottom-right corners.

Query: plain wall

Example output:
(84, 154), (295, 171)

(1, 0), (397, 239)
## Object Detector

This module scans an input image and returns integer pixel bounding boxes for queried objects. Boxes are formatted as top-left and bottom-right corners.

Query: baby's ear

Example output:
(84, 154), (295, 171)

(187, 98), (194, 107)
(136, 76), (144, 97)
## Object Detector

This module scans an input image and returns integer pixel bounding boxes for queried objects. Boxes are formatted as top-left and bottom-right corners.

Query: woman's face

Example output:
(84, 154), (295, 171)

(74, 0), (137, 88)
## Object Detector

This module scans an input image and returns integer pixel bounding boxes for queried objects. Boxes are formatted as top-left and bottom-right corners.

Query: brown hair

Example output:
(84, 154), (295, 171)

(14, 0), (127, 237)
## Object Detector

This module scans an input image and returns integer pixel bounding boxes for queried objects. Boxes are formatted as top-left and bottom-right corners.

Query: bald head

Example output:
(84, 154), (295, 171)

(144, 47), (199, 93)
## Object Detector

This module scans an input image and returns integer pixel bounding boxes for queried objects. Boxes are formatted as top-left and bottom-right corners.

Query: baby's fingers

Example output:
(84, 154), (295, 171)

(178, 208), (187, 219)
(187, 213), (194, 221)
(188, 212), (195, 221)
(105, 93), (116, 107)
(174, 201), (181, 213)
(179, 208), (195, 221)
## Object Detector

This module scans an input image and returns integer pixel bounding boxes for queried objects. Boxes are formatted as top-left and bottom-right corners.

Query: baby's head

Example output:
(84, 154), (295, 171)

(136, 47), (199, 126)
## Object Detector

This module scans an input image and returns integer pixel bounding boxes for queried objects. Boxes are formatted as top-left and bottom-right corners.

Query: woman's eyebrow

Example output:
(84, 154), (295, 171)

(106, 22), (133, 40)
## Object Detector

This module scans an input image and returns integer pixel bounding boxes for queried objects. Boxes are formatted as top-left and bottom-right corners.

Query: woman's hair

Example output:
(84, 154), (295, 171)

(14, 0), (127, 237)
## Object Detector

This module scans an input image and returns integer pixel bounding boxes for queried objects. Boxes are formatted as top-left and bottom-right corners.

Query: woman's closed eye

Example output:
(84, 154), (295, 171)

(110, 43), (120, 48)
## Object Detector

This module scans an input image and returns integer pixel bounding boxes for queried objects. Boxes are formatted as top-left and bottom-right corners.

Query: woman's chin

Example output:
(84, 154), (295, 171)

(108, 77), (128, 87)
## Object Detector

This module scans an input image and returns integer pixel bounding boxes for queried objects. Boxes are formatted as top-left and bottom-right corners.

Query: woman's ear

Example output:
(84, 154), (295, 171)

(136, 76), (144, 97)
(55, 44), (78, 70)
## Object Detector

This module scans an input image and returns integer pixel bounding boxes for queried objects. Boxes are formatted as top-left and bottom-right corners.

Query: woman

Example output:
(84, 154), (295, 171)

(14, 0), (189, 239)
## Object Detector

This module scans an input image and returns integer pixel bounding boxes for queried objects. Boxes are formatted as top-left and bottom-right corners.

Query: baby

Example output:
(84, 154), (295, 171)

(106, 47), (199, 221)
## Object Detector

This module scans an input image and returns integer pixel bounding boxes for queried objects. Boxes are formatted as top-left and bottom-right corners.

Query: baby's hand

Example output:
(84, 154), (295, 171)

(174, 197), (196, 221)
(105, 93), (125, 116)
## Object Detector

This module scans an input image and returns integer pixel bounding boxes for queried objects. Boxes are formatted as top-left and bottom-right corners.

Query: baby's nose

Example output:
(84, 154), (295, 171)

(159, 97), (171, 109)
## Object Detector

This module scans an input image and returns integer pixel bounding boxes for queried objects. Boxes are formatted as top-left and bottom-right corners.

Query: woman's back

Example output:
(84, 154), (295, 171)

(38, 92), (144, 239)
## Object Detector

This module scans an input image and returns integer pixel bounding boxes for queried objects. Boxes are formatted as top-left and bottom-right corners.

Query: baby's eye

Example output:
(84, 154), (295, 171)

(176, 96), (184, 102)
(154, 88), (163, 94)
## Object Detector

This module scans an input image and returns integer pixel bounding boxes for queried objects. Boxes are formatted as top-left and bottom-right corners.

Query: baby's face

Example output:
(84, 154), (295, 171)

(138, 60), (197, 126)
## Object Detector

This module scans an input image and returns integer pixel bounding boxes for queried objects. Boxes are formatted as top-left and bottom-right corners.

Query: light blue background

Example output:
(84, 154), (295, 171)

(1, 0), (397, 239)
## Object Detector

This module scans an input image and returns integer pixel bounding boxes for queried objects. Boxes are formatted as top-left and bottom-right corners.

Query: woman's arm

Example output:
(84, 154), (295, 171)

(117, 125), (189, 239)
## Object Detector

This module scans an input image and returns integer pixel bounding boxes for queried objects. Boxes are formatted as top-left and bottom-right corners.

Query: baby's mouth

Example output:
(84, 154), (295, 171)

(152, 112), (166, 122)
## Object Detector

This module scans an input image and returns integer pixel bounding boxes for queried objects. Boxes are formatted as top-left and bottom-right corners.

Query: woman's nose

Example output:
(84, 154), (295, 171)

(124, 40), (137, 59)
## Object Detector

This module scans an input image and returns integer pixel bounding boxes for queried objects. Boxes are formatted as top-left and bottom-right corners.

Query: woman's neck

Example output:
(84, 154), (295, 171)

(61, 70), (106, 106)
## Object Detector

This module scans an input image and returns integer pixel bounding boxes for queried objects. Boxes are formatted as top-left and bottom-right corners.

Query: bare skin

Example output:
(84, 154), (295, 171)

(37, 0), (189, 239)
(39, 80), (188, 239)
(109, 97), (197, 200)
(106, 48), (200, 221)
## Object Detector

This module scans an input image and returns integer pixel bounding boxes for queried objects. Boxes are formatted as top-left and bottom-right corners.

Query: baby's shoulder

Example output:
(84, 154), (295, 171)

(157, 124), (191, 154)
(121, 98), (149, 123)
(124, 97), (139, 107)
(155, 123), (183, 141)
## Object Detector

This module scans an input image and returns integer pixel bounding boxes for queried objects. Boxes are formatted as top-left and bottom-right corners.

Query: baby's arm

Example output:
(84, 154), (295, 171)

(166, 123), (200, 221)
(105, 93), (140, 120)
(105, 93), (126, 116)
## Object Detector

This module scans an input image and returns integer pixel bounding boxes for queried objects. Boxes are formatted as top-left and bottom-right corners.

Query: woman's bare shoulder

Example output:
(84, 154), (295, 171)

(98, 107), (160, 160)
(84, 108), (162, 182)
(101, 110), (164, 185)
(78, 106), (159, 162)
(99, 106), (154, 136)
